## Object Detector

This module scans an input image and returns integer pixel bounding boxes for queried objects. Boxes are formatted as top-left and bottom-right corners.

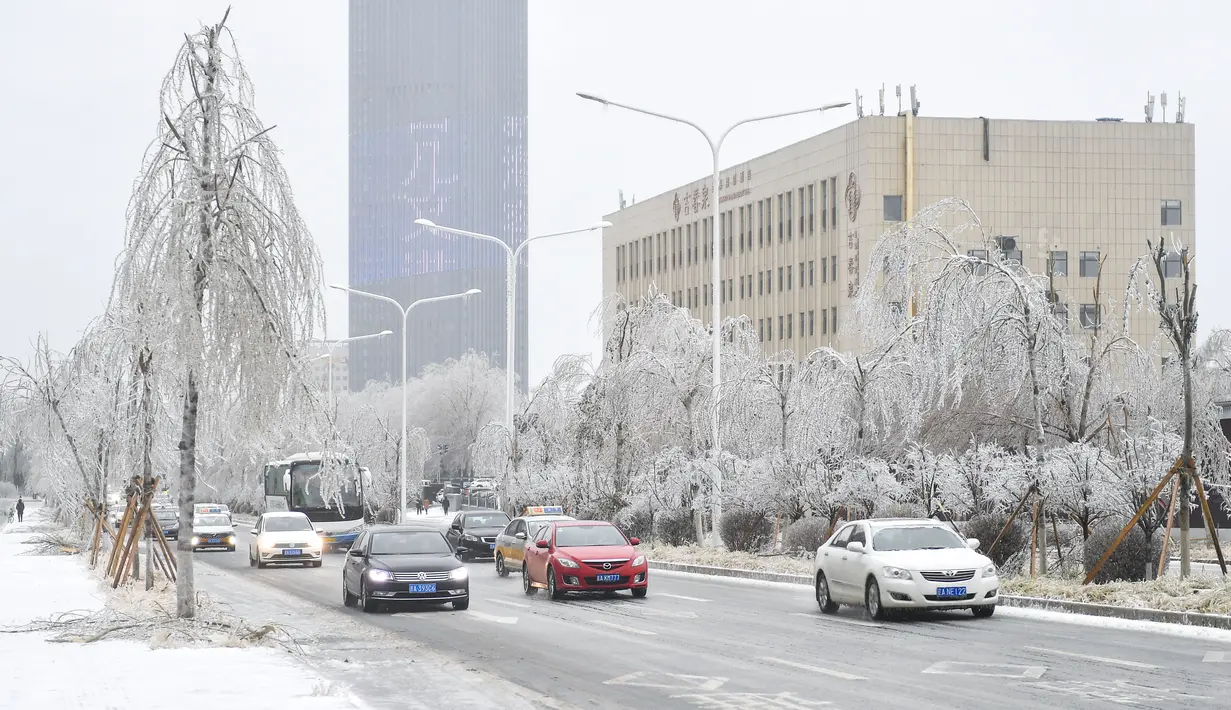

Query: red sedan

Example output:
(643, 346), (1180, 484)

(522, 520), (648, 599)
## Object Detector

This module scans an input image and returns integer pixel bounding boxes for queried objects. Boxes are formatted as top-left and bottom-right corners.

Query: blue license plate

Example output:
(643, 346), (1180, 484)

(489, 543), (496, 549)
(936, 586), (966, 597)
(596, 574), (621, 583)
(408, 583), (437, 594)
(207, 538), (220, 544)
(282, 549), (301, 556)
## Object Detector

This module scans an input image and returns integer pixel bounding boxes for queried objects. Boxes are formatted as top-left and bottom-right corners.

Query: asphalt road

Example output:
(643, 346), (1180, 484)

(196, 520), (1231, 710)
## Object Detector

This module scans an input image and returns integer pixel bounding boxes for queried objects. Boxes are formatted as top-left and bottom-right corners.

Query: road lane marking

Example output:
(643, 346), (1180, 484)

(1203, 651), (1229, 662)
(592, 619), (656, 635)
(923, 661), (1046, 679)
(486, 598), (530, 609)
(789, 611), (884, 629)
(1024, 646), (1160, 669)
(604, 672), (726, 690)
(671, 691), (832, 708)
(468, 611), (518, 624)
(758, 656), (867, 681)
(657, 592), (711, 602)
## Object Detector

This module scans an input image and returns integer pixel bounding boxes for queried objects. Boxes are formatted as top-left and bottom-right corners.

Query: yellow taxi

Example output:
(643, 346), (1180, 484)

(493, 505), (574, 578)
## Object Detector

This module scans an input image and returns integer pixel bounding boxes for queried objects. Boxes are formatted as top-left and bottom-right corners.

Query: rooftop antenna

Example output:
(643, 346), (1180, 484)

(910, 85), (920, 116)
(1144, 92), (1155, 123)
(1176, 92), (1185, 123)
(1160, 91), (1168, 123)
(878, 84), (885, 116)
(618, 189), (626, 210)
(631, 193), (636, 205)
(895, 84), (902, 115)
(855, 89), (864, 118)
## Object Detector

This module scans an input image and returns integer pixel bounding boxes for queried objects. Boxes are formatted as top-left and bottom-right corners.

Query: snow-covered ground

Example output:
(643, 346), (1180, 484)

(0, 503), (364, 709)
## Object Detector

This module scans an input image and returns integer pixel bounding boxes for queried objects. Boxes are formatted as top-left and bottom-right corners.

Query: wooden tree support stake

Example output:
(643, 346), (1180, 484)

(1193, 473), (1229, 576)
(1157, 475), (1180, 579)
(1084, 462), (1179, 585)
(989, 483), (1037, 556)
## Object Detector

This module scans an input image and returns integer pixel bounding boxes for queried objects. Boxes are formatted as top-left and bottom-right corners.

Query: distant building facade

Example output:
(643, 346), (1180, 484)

(347, 0), (528, 391)
(308, 342), (350, 394)
(602, 113), (1195, 358)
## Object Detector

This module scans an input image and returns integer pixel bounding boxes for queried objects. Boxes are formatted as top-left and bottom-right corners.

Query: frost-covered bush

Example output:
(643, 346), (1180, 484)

(616, 506), (653, 542)
(1083, 522), (1165, 583)
(783, 517), (830, 554)
(0, 481), (18, 499)
(875, 502), (924, 519)
(720, 508), (773, 552)
(653, 508), (696, 546)
(962, 514), (1028, 568)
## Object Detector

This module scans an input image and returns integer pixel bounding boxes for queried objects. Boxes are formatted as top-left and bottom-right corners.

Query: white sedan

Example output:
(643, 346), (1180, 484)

(813, 518), (998, 620)
(249, 512), (323, 568)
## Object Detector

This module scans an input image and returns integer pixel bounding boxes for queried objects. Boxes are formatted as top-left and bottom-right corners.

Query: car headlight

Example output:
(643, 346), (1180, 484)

(882, 566), (911, 580)
(982, 563), (997, 578)
(557, 557), (580, 569)
(368, 569), (393, 582)
(632, 555), (646, 567)
(226, 535), (236, 544)
(347, 524), (365, 533)
(461, 533), (479, 542)
(309, 537), (323, 549)
(449, 567), (469, 580)
(191, 536), (201, 546)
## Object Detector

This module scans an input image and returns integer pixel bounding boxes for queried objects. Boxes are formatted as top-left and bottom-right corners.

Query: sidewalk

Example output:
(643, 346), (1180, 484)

(0, 503), (364, 710)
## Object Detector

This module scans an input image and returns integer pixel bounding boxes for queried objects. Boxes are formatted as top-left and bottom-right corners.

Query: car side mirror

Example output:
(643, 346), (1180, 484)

(846, 541), (865, 554)
(348, 548), (365, 558)
(966, 538), (981, 550)
(451, 522), (462, 531)
(630, 537), (641, 546)
(315, 529), (325, 535)
(534, 540), (549, 549)
(515, 532), (527, 540)
(250, 529), (258, 536)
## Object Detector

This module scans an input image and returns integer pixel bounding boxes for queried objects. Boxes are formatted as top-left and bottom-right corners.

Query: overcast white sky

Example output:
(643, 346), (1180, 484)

(1, 0), (1226, 385)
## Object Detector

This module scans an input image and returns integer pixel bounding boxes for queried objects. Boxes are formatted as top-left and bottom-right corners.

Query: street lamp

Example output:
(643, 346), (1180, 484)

(577, 92), (849, 543)
(414, 218), (611, 508)
(313, 330), (393, 401)
(328, 284), (481, 523)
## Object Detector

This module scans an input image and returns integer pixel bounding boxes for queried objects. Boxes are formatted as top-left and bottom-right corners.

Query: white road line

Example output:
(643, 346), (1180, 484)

(1203, 651), (1229, 662)
(789, 612), (884, 629)
(758, 656), (867, 681)
(1024, 646), (1160, 670)
(657, 592), (712, 603)
(486, 598), (530, 609)
(923, 662), (1046, 679)
(468, 611), (518, 625)
(591, 619), (657, 636)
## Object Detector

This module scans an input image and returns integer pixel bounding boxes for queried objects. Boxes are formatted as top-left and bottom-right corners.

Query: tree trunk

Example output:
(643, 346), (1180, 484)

(1179, 470), (1191, 579)
(176, 370), (200, 618)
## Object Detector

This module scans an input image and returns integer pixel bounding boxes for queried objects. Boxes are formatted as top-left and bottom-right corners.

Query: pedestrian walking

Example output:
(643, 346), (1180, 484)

(415, 498), (424, 515)
(15, 497), (25, 523)
(441, 495), (450, 516)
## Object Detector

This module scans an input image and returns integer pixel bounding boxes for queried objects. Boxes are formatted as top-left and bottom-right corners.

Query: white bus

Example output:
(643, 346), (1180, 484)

(261, 452), (370, 551)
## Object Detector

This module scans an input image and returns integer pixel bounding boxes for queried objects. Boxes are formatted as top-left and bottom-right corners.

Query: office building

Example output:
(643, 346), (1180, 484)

(603, 113), (1195, 358)
(348, 0), (528, 391)
(308, 342), (350, 394)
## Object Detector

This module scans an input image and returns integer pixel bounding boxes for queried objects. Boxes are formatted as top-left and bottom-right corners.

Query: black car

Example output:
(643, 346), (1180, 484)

(153, 507), (179, 540)
(445, 510), (511, 560)
(342, 526), (469, 612)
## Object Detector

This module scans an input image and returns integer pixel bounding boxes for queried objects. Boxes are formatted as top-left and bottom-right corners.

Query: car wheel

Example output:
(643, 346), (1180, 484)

(522, 564), (537, 596)
(452, 595), (470, 611)
(972, 605), (996, 619)
(547, 566), (564, 600)
(227, 546), (235, 552)
(248, 549), (256, 567)
(257, 556), (267, 569)
(495, 553), (509, 578)
(815, 571), (839, 614)
(360, 579), (377, 613)
(311, 560), (322, 568)
(865, 578), (887, 621)
(631, 587), (647, 599)
(343, 579), (356, 608)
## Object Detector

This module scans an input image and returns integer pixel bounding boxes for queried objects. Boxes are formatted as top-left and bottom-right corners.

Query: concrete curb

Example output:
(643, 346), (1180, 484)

(647, 559), (1231, 630)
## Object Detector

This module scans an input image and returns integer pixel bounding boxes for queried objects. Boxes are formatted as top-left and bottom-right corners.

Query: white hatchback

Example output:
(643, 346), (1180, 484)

(249, 512), (323, 568)
(813, 518), (998, 620)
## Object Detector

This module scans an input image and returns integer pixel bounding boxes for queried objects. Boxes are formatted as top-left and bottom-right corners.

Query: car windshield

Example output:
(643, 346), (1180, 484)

(370, 531), (450, 555)
(289, 462), (362, 509)
(154, 510), (177, 522)
(872, 526), (966, 552)
(263, 516), (313, 532)
(464, 513), (509, 528)
(555, 525), (628, 547)
(194, 515), (229, 527)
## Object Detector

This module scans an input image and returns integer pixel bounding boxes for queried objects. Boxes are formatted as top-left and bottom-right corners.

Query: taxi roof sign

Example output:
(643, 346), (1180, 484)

(524, 505), (564, 516)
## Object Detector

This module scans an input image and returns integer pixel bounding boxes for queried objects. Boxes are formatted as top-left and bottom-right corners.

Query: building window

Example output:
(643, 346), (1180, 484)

(1161, 199), (1182, 226)
(799, 262), (804, 289)
(787, 314), (793, 339)
(767, 318), (773, 341)
(967, 249), (988, 276)
(799, 311), (804, 338)
(1163, 252), (1183, 279)
(809, 310), (815, 336)
(1005, 248), (1022, 265)
(786, 191), (793, 240)
(787, 265), (793, 290)
(821, 181), (828, 230)
(831, 255), (838, 282)
(821, 258), (827, 284)
(739, 207), (745, 253)
(1079, 251), (1100, 278)
(779, 315), (784, 340)
(778, 195), (784, 243)
(822, 309), (828, 335)
(883, 195), (904, 221)
(832, 306), (838, 335)
(830, 177), (837, 228)
(739, 275), (745, 299)
(808, 184), (815, 234)
(758, 201), (764, 246)
(1049, 250), (1068, 277)
(809, 260), (815, 286)
(694, 286), (699, 307)
(758, 271), (764, 295)
(1080, 304), (1100, 329)
(778, 266), (784, 292)
(759, 319), (764, 342)
(728, 279), (734, 302)
(1053, 302), (1069, 325)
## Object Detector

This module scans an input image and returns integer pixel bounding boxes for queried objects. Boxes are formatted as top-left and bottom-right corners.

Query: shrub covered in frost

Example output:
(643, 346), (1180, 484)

(1083, 521), (1165, 583)
(962, 513), (1028, 568)
(783, 517), (830, 554)
(720, 508), (773, 552)
(653, 508), (696, 546)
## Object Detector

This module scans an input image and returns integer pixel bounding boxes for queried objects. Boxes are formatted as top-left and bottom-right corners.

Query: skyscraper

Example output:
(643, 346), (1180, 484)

(348, 0), (528, 391)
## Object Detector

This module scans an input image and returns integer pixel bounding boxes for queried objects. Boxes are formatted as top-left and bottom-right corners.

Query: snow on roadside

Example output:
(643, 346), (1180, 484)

(0, 504), (363, 710)
(646, 543), (813, 576)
